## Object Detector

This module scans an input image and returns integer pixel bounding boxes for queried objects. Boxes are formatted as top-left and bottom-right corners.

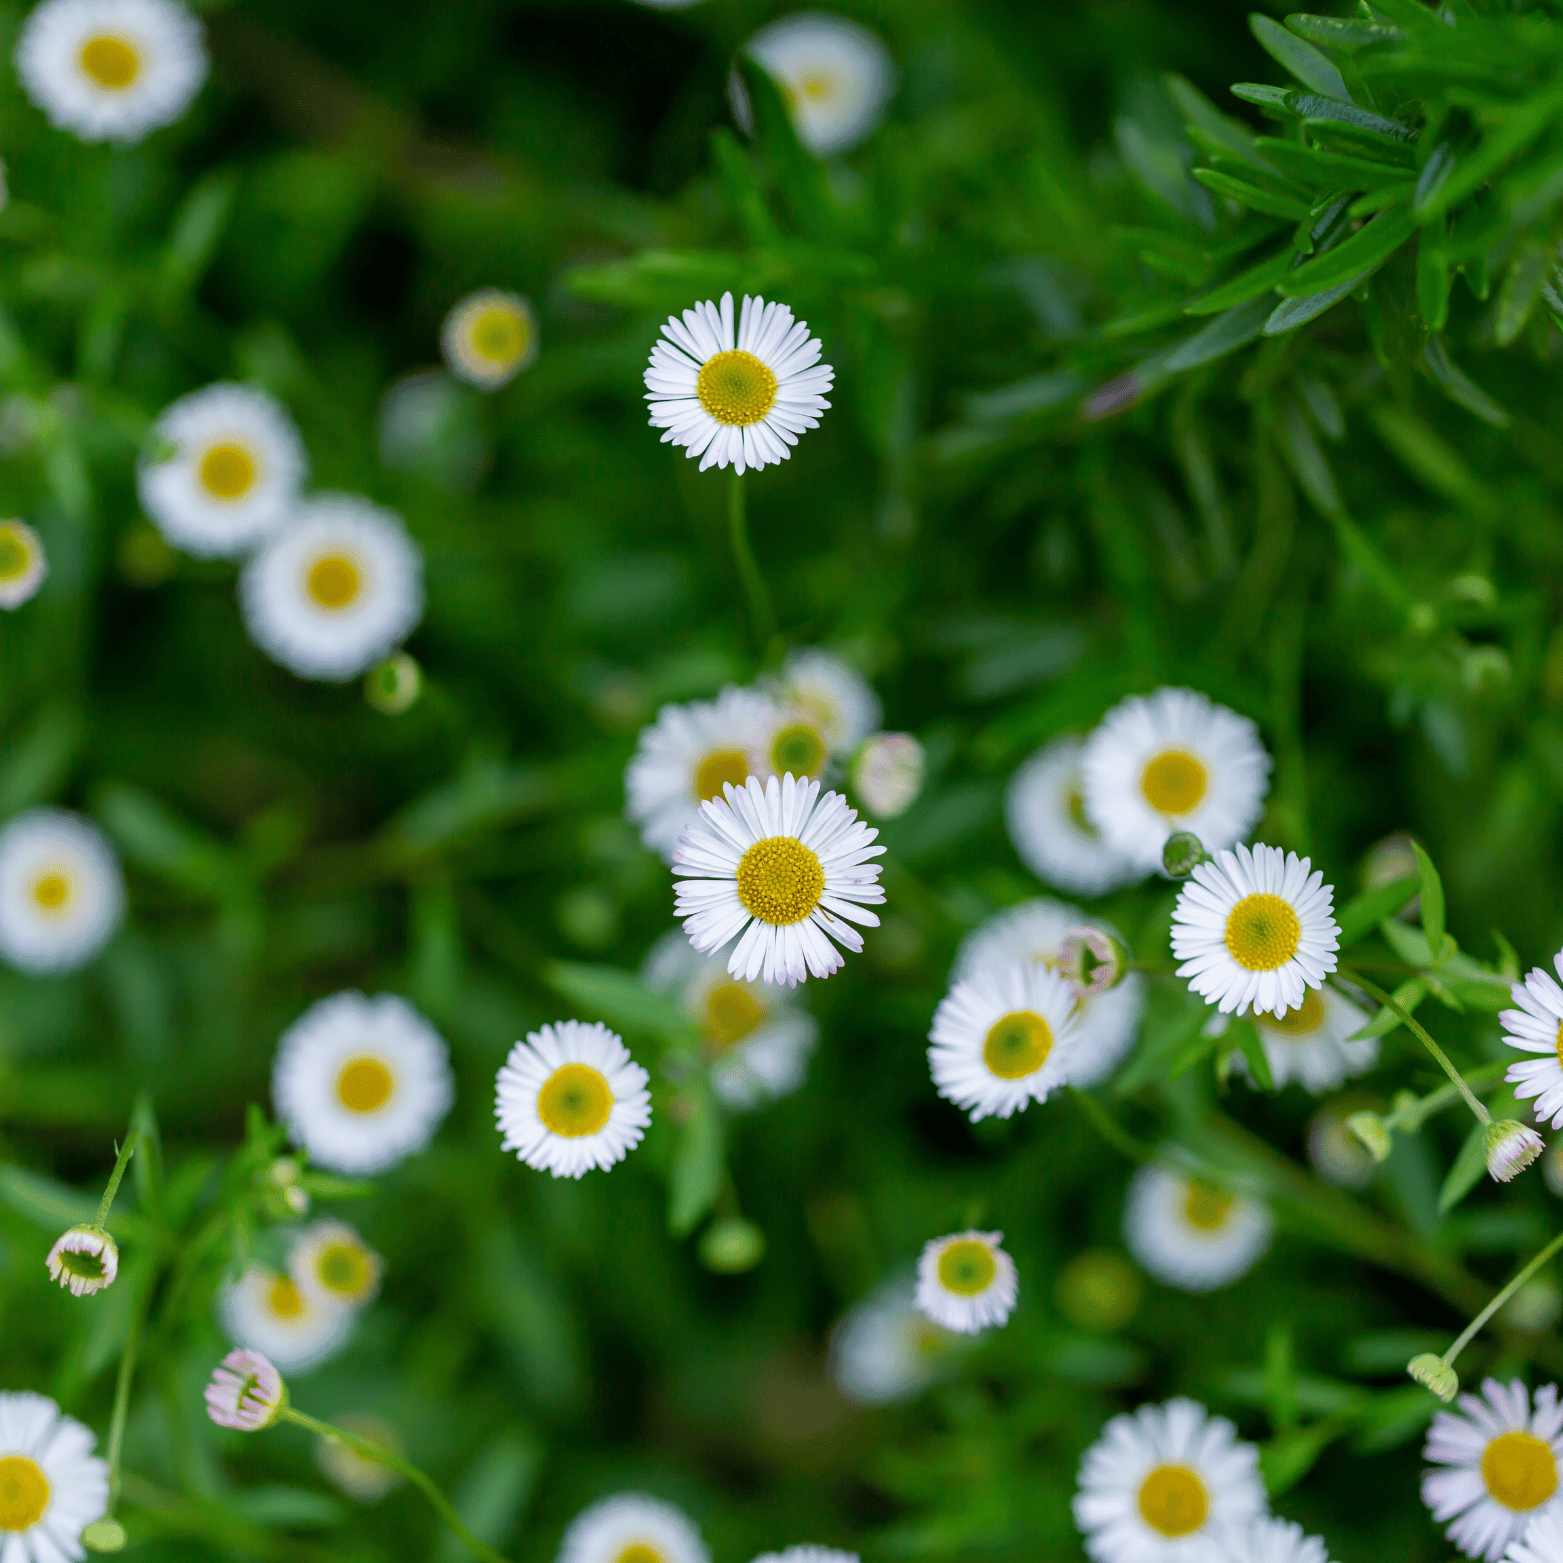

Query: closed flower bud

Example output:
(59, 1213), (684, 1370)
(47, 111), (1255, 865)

(81, 1520), (128, 1552)
(851, 733), (924, 819)
(46, 1225), (119, 1297)
(1346, 1111), (1393, 1163)
(1408, 1352), (1458, 1402)
(1486, 1120), (1545, 1183)
(205, 1349), (288, 1432)
(1161, 831), (1209, 879)
(1059, 925), (1129, 997)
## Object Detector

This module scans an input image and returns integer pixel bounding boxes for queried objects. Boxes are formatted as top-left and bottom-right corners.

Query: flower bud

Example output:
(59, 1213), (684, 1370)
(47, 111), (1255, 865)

(851, 733), (924, 819)
(1162, 832), (1209, 879)
(1345, 1111), (1393, 1163)
(46, 1226), (119, 1297)
(697, 1217), (766, 1274)
(1486, 1120), (1545, 1183)
(205, 1349), (288, 1432)
(81, 1520), (127, 1552)
(365, 652), (422, 715)
(1407, 1353), (1458, 1402)
(1059, 925), (1129, 997)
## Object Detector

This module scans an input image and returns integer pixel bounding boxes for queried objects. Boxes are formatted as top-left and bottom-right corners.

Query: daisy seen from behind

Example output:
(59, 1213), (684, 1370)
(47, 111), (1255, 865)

(1171, 843), (1340, 1019)
(1124, 1163), (1273, 1292)
(1005, 734), (1141, 898)
(137, 383), (306, 557)
(46, 1226), (118, 1297)
(1423, 1378), (1563, 1561)
(218, 1263), (351, 1374)
(272, 991), (454, 1176)
(1214, 1516), (1335, 1563)
(914, 1231), (1017, 1334)
(0, 520), (47, 609)
(1074, 1397), (1267, 1563)
(1502, 953), (1563, 1129)
(776, 649), (881, 756)
(1244, 984), (1376, 1093)
(0, 1391), (109, 1558)
(557, 1492), (709, 1563)
(495, 1020), (651, 1178)
(745, 13), (895, 156)
(441, 289), (538, 390)
(1510, 1514), (1563, 1563)
(289, 1219), (382, 1313)
(644, 292), (833, 475)
(0, 808), (124, 975)
(829, 1279), (961, 1405)
(673, 773), (884, 988)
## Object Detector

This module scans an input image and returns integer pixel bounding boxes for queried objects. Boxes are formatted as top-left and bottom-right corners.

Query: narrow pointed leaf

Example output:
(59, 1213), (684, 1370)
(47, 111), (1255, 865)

(1186, 248), (1296, 314)
(1412, 841), (1446, 960)
(1252, 14), (1354, 102)
(1194, 169), (1313, 221)
(1336, 875), (1419, 947)
(1278, 208), (1415, 296)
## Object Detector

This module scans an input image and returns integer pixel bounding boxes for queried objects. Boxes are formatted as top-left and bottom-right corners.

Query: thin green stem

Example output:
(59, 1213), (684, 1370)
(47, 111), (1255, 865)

(106, 1275), (152, 1507)
(728, 472), (776, 650)
(94, 1131), (139, 1231)
(1385, 1061), (1508, 1134)
(1442, 1232), (1563, 1367)
(282, 1408), (510, 1563)
(1068, 1087), (1157, 1163)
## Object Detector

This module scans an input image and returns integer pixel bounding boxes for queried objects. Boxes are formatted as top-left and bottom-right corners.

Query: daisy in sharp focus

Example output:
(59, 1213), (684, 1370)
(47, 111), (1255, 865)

(239, 494), (424, 683)
(1005, 735), (1141, 897)
(441, 290), (538, 390)
(288, 1219), (382, 1313)
(673, 773), (885, 988)
(1171, 843), (1340, 1019)
(0, 808), (124, 975)
(218, 1263), (351, 1374)
(1074, 1398), (1267, 1563)
(1080, 688), (1271, 875)
(1214, 1517), (1336, 1563)
(829, 1279), (961, 1406)
(272, 991), (454, 1176)
(1509, 1513), (1563, 1563)
(1240, 985), (1377, 1093)
(775, 649), (882, 756)
(557, 1493), (709, 1563)
(0, 520), (47, 609)
(15, 0), (206, 143)
(0, 1391), (109, 1558)
(1423, 1378), (1563, 1561)
(745, 13), (895, 157)
(644, 292), (833, 475)
(914, 1231), (1017, 1334)
(1502, 953), (1563, 1129)
(495, 1020), (651, 1178)
(137, 383), (306, 558)
(1123, 1163), (1273, 1292)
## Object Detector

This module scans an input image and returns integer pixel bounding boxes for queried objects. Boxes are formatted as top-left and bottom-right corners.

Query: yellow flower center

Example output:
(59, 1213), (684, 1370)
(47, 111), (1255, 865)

(982, 1009), (1053, 1080)
(735, 836), (825, 926)
(936, 1239), (996, 1296)
(1137, 1464), (1208, 1537)
(616, 1546), (665, 1563)
(198, 442), (258, 501)
(0, 1455), (51, 1532)
(0, 526), (32, 583)
(268, 1276), (305, 1319)
(704, 981), (765, 1053)
(468, 305), (531, 366)
(80, 34), (139, 89)
(538, 1063), (612, 1137)
(1555, 1019), (1562, 1068)
(1224, 893), (1302, 972)
(317, 1242), (373, 1299)
(306, 553), (362, 610)
(770, 722), (827, 780)
(31, 872), (71, 913)
(336, 1056), (395, 1114)
(798, 70), (835, 102)
(696, 350), (778, 427)
(1483, 1431), (1558, 1511)
(1183, 1179), (1234, 1232)
(1140, 749), (1208, 815)
(694, 747), (750, 804)
(1258, 986), (1325, 1037)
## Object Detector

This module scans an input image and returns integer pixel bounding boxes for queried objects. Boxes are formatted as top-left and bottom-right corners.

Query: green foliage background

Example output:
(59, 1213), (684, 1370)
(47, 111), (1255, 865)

(3, 0), (1563, 1558)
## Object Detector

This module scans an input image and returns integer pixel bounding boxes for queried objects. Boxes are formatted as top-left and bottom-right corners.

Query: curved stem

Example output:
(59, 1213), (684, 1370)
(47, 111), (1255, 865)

(1385, 1061), (1508, 1134)
(94, 1132), (139, 1231)
(728, 472), (776, 650)
(1443, 1232), (1563, 1368)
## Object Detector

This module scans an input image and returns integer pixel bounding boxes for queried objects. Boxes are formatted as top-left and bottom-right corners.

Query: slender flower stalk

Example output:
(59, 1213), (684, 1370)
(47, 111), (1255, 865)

(728, 472), (776, 650)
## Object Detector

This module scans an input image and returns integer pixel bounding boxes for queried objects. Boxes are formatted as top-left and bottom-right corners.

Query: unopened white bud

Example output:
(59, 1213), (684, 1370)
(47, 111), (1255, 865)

(46, 1226), (119, 1297)
(1059, 925), (1129, 997)
(1486, 1120), (1545, 1183)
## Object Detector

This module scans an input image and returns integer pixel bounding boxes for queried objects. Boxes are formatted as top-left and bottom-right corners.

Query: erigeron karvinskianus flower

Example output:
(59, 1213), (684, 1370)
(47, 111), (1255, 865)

(557, 1493), (710, 1563)
(1214, 1516), (1337, 1563)
(644, 292), (833, 475)
(0, 808), (125, 975)
(240, 494), (424, 682)
(1488, 1121), (1546, 1184)
(441, 290), (538, 390)
(1509, 1513), (1563, 1563)
(0, 1391), (109, 1556)
(752, 704), (832, 786)
(315, 1412), (402, 1503)
(272, 991), (454, 1176)
(1502, 953), (1563, 1129)
(852, 733), (923, 819)
(1005, 735), (1140, 898)
(219, 1263), (351, 1374)
(1241, 985), (1376, 1093)
(777, 649), (882, 756)
(752, 1550), (858, 1563)
(745, 13), (895, 156)
(1171, 843), (1339, 1018)
(1080, 689), (1271, 876)
(204, 1349), (287, 1432)
(289, 1219), (382, 1312)
(673, 774), (884, 988)
(15, 0), (207, 144)
(0, 520), (47, 609)
(914, 1231), (1017, 1334)
(829, 1279), (961, 1405)
(495, 1020), (651, 1178)
(1123, 1164), (1273, 1292)
(1423, 1378), (1563, 1561)
(45, 1225), (118, 1297)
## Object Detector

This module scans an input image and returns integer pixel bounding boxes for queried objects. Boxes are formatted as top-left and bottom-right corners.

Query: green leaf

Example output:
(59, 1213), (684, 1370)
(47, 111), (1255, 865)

(1336, 875), (1419, 947)
(1186, 247), (1296, 315)
(1261, 1419), (1352, 1497)
(0, 703), (84, 817)
(386, 759), (555, 856)
(0, 1163), (98, 1231)
(1412, 840), (1446, 958)
(158, 170), (239, 299)
(1252, 14), (1354, 103)
(1255, 139), (1412, 193)
(1496, 243), (1548, 347)
(1437, 1124), (1487, 1215)
(1414, 85), (1563, 223)
(1194, 168), (1313, 222)
(545, 962), (699, 1048)
(1165, 73), (1269, 168)
(1287, 94), (1416, 149)
(1276, 393), (1342, 516)
(1417, 226), (1452, 331)
(435, 1431), (541, 1563)
(94, 782), (245, 899)
(1349, 978), (1427, 1040)
(1163, 297), (1273, 372)
(668, 1091), (726, 1237)
(1232, 1020), (1276, 1091)
(1231, 83), (1295, 114)
(1264, 273), (1369, 335)
(1285, 14), (1407, 50)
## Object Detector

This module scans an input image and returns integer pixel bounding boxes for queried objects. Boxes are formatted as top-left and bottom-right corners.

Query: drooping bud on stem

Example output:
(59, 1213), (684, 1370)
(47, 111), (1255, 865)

(1485, 1120), (1545, 1183)
(1162, 832), (1210, 879)
(1407, 1353), (1458, 1402)
(46, 1226), (120, 1297)
(1059, 925), (1129, 997)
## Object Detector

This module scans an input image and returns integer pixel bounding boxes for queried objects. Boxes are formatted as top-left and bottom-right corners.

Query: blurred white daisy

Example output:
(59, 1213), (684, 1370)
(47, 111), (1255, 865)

(272, 991), (454, 1176)
(673, 774), (885, 987)
(1423, 1378), (1563, 1561)
(625, 687), (782, 863)
(852, 733), (923, 819)
(0, 520), (48, 609)
(752, 1550), (857, 1563)
(829, 1279), (960, 1405)
(1214, 1517), (1335, 1563)
(1080, 689), (1271, 875)
(1510, 1513), (1563, 1563)
(642, 932), (818, 1111)
(137, 383), (307, 558)
(644, 291), (833, 475)
(218, 1263), (351, 1374)
(1503, 954), (1563, 1129)
(1171, 843), (1339, 1018)
(495, 1020), (651, 1178)
(1074, 1397), (1266, 1562)
(745, 13), (895, 156)
(952, 898), (1145, 1088)
(1123, 1164), (1273, 1292)
(1242, 985), (1376, 1093)
(46, 1225), (118, 1297)
(914, 1230), (1017, 1334)
(204, 1349), (286, 1432)
(0, 1391), (108, 1555)
(289, 1219), (382, 1312)
(1005, 735), (1140, 897)
(0, 807), (124, 974)
(15, 0), (206, 143)
(441, 290), (538, 390)
(240, 494), (424, 682)
(1306, 1107), (1376, 1190)
(315, 1412), (402, 1503)
(777, 649), (881, 755)
(557, 1493), (709, 1563)
(752, 706), (831, 786)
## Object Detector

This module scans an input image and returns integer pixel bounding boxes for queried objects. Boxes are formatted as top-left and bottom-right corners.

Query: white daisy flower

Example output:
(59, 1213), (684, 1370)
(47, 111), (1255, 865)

(752, 705), (831, 787)
(204, 1349), (287, 1432)
(642, 932), (818, 1111)
(952, 898), (1145, 1089)
(272, 991), (454, 1176)
(1509, 1513), (1563, 1563)
(644, 292), (833, 475)
(1214, 1517), (1335, 1563)
(218, 1263), (351, 1374)
(1005, 735), (1141, 898)
(1170, 843), (1340, 1019)
(1423, 1378), (1563, 1561)
(495, 1020), (651, 1178)
(752, 1549), (857, 1563)
(239, 494), (424, 683)
(45, 1225), (118, 1297)
(625, 686), (783, 863)
(777, 649), (882, 756)
(289, 1219), (382, 1312)
(1080, 688), (1272, 875)
(15, 0), (206, 143)
(0, 1391), (109, 1556)
(828, 1279), (960, 1405)
(440, 290), (538, 390)
(137, 383), (307, 558)
(1123, 1164), (1273, 1292)
(928, 960), (1083, 1120)
(1242, 985), (1376, 1093)
(1503, 954), (1563, 1129)
(1074, 1397), (1267, 1562)
(914, 1230), (1017, 1334)
(673, 773), (885, 988)
(557, 1493), (709, 1563)
(0, 519), (48, 609)
(0, 807), (124, 975)
(315, 1412), (401, 1503)
(745, 13), (895, 157)
(852, 733), (923, 819)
